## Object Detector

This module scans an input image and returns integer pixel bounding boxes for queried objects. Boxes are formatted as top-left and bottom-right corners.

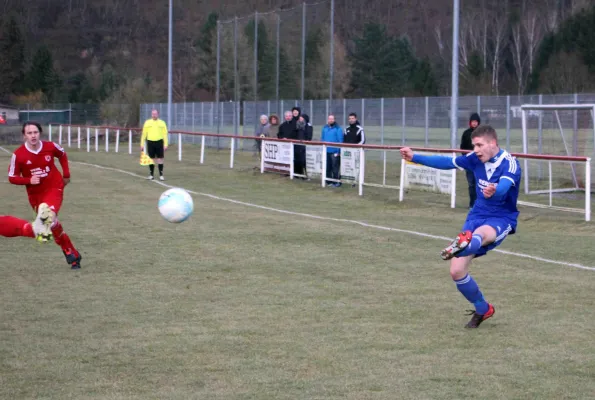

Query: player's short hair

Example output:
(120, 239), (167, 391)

(471, 125), (497, 141)
(349, 112), (357, 118)
(22, 121), (43, 134)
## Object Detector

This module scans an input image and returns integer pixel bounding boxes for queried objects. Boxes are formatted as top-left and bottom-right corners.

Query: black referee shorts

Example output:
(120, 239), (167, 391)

(147, 139), (164, 159)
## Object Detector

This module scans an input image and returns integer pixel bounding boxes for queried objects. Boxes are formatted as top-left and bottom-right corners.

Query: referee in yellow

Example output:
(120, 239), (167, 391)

(141, 109), (169, 180)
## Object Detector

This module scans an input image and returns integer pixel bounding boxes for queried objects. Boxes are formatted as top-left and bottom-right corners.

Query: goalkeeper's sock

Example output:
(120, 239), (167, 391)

(158, 164), (163, 175)
(149, 164), (155, 176)
(454, 274), (489, 315)
(457, 234), (483, 257)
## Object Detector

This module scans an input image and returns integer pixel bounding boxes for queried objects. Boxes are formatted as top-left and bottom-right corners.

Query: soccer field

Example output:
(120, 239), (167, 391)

(1, 146), (595, 399)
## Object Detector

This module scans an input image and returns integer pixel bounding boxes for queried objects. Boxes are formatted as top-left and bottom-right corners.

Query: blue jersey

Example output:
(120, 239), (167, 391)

(452, 150), (521, 222)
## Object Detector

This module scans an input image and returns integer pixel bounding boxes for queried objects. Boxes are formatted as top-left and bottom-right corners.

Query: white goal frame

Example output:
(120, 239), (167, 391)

(521, 103), (595, 195)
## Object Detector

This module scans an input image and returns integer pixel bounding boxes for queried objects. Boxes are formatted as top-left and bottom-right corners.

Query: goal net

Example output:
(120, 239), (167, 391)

(521, 104), (593, 219)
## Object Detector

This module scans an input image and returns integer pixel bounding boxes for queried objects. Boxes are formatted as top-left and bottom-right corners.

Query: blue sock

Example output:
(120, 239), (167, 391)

(457, 234), (483, 257)
(454, 274), (489, 314)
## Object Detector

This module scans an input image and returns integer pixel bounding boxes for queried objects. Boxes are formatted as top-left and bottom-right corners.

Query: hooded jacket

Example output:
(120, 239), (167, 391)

(296, 114), (313, 141)
(460, 113), (481, 150)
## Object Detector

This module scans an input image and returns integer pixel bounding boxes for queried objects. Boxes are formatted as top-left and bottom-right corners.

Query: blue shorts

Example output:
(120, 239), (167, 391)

(459, 217), (516, 258)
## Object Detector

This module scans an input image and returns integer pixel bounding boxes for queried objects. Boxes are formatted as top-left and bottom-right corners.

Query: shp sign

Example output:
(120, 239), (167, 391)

(262, 141), (292, 173)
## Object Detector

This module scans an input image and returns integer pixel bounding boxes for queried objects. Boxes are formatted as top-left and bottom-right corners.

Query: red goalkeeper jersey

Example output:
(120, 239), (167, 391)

(8, 141), (71, 195)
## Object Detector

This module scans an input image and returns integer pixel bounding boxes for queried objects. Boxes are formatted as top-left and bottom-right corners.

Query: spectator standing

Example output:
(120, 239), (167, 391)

(277, 111), (296, 139)
(460, 113), (481, 208)
(321, 114), (343, 187)
(254, 114), (270, 157)
(344, 112), (365, 144)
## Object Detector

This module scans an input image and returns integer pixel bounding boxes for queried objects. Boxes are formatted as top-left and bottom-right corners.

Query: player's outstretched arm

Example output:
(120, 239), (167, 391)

(400, 147), (456, 170)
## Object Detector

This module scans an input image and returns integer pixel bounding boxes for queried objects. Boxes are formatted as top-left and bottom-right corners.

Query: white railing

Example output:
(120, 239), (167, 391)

(50, 124), (592, 221)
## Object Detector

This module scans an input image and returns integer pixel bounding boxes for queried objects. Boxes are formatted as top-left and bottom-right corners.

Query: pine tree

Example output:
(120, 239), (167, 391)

(350, 23), (417, 97)
(0, 14), (26, 98)
(26, 45), (62, 101)
(195, 12), (219, 94)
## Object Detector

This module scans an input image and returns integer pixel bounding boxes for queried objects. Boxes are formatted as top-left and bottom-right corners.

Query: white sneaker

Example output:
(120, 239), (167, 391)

(33, 203), (54, 243)
(159, 176), (165, 181)
(147, 175), (154, 180)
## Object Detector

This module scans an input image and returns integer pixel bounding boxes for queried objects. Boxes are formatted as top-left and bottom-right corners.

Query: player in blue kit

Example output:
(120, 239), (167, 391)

(400, 125), (521, 328)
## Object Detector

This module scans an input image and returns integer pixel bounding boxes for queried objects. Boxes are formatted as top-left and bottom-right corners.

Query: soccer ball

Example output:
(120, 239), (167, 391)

(158, 188), (194, 223)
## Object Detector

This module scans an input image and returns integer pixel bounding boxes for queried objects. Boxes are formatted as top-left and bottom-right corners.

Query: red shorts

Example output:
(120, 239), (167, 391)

(28, 188), (64, 214)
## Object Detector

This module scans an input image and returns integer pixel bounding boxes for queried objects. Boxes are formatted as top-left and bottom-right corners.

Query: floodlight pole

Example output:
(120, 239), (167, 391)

(450, 0), (460, 149)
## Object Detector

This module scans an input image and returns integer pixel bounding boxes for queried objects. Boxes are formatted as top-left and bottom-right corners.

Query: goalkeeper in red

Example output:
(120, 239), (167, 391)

(400, 125), (521, 328)
(7, 121), (82, 269)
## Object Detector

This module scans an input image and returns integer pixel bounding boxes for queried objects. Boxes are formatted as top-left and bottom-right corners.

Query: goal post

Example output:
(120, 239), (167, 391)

(521, 103), (595, 196)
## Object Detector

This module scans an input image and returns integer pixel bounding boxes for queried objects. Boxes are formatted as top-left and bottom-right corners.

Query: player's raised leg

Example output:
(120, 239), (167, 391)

(32, 202), (54, 242)
(448, 224), (498, 328)
(0, 215), (35, 238)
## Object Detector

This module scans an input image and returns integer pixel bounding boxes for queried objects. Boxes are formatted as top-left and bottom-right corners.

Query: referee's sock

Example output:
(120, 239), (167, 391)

(149, 164), (155, 176)
(158, 164), (163, 175)
(454, 274), (489, 315)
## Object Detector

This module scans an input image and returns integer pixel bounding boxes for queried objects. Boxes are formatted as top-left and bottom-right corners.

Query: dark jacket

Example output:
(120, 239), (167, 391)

(460, 113), (481, 150)
(302, 114), (313, 141)
(291, 107), (301, 130)
(277, 120), (296, 139)
(344, 120), (365, 144)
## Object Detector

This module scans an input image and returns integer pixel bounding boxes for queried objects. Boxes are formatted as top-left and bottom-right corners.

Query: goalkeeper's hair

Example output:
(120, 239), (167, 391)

(22, 121), (43, 134)
(471, 124), (497, 141)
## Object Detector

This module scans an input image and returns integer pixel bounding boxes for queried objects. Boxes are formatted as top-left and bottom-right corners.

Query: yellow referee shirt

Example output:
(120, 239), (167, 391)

(141, 118), (169, 147)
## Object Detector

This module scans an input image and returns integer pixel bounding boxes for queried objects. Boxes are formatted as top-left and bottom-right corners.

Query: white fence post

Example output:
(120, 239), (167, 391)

(59, 125), (62, 145)
(358, 147), (365, 196)
(95, 128), (99, 152)
(321, 144), (327, 187)
(67, 126), (71, 147)
(178, 133), (182, 161)
(290, 143), (295, 180)
(586, 158), (591, 222)
(128, 130), (132, 154)
(450, 152), (456, 208)
(229, 136), (235, 168)
(77, 127), (81, 149)
(260, 140), (266, 173)
(115, 129), (120, 153)
(200, 135), (205, 164)
(86, 128), (90, 152)
(399, 158), (406, 202)
(105, 128), (109, 152)
(49, 125), (52, 142)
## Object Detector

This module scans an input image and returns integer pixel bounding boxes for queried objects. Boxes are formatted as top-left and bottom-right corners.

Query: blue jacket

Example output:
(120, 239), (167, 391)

(321, 123), (343, 153)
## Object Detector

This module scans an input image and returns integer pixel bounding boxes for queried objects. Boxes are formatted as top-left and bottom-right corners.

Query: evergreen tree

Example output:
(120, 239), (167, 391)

(195, 12), (219, 94)
(412, 58), (438, 96)
(350, 23), (417, 97)
(243, 19), (276, 100)
(26, 45), (62, 100)
(0, 14), (26, 98)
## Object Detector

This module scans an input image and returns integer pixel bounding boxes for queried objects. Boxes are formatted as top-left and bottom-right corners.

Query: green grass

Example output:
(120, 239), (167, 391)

(1, 143), (595, 399)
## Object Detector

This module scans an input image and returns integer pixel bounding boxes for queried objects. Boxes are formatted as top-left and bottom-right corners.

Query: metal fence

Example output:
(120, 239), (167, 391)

(141, 93), (595, 157)
(13, 103), (132, 126)
(214, 1), (335, 105)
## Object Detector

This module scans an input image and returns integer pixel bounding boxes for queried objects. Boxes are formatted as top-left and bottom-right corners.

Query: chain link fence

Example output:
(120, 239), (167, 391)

(9, 103), (133, 126)
(141, 93), (595, 161)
